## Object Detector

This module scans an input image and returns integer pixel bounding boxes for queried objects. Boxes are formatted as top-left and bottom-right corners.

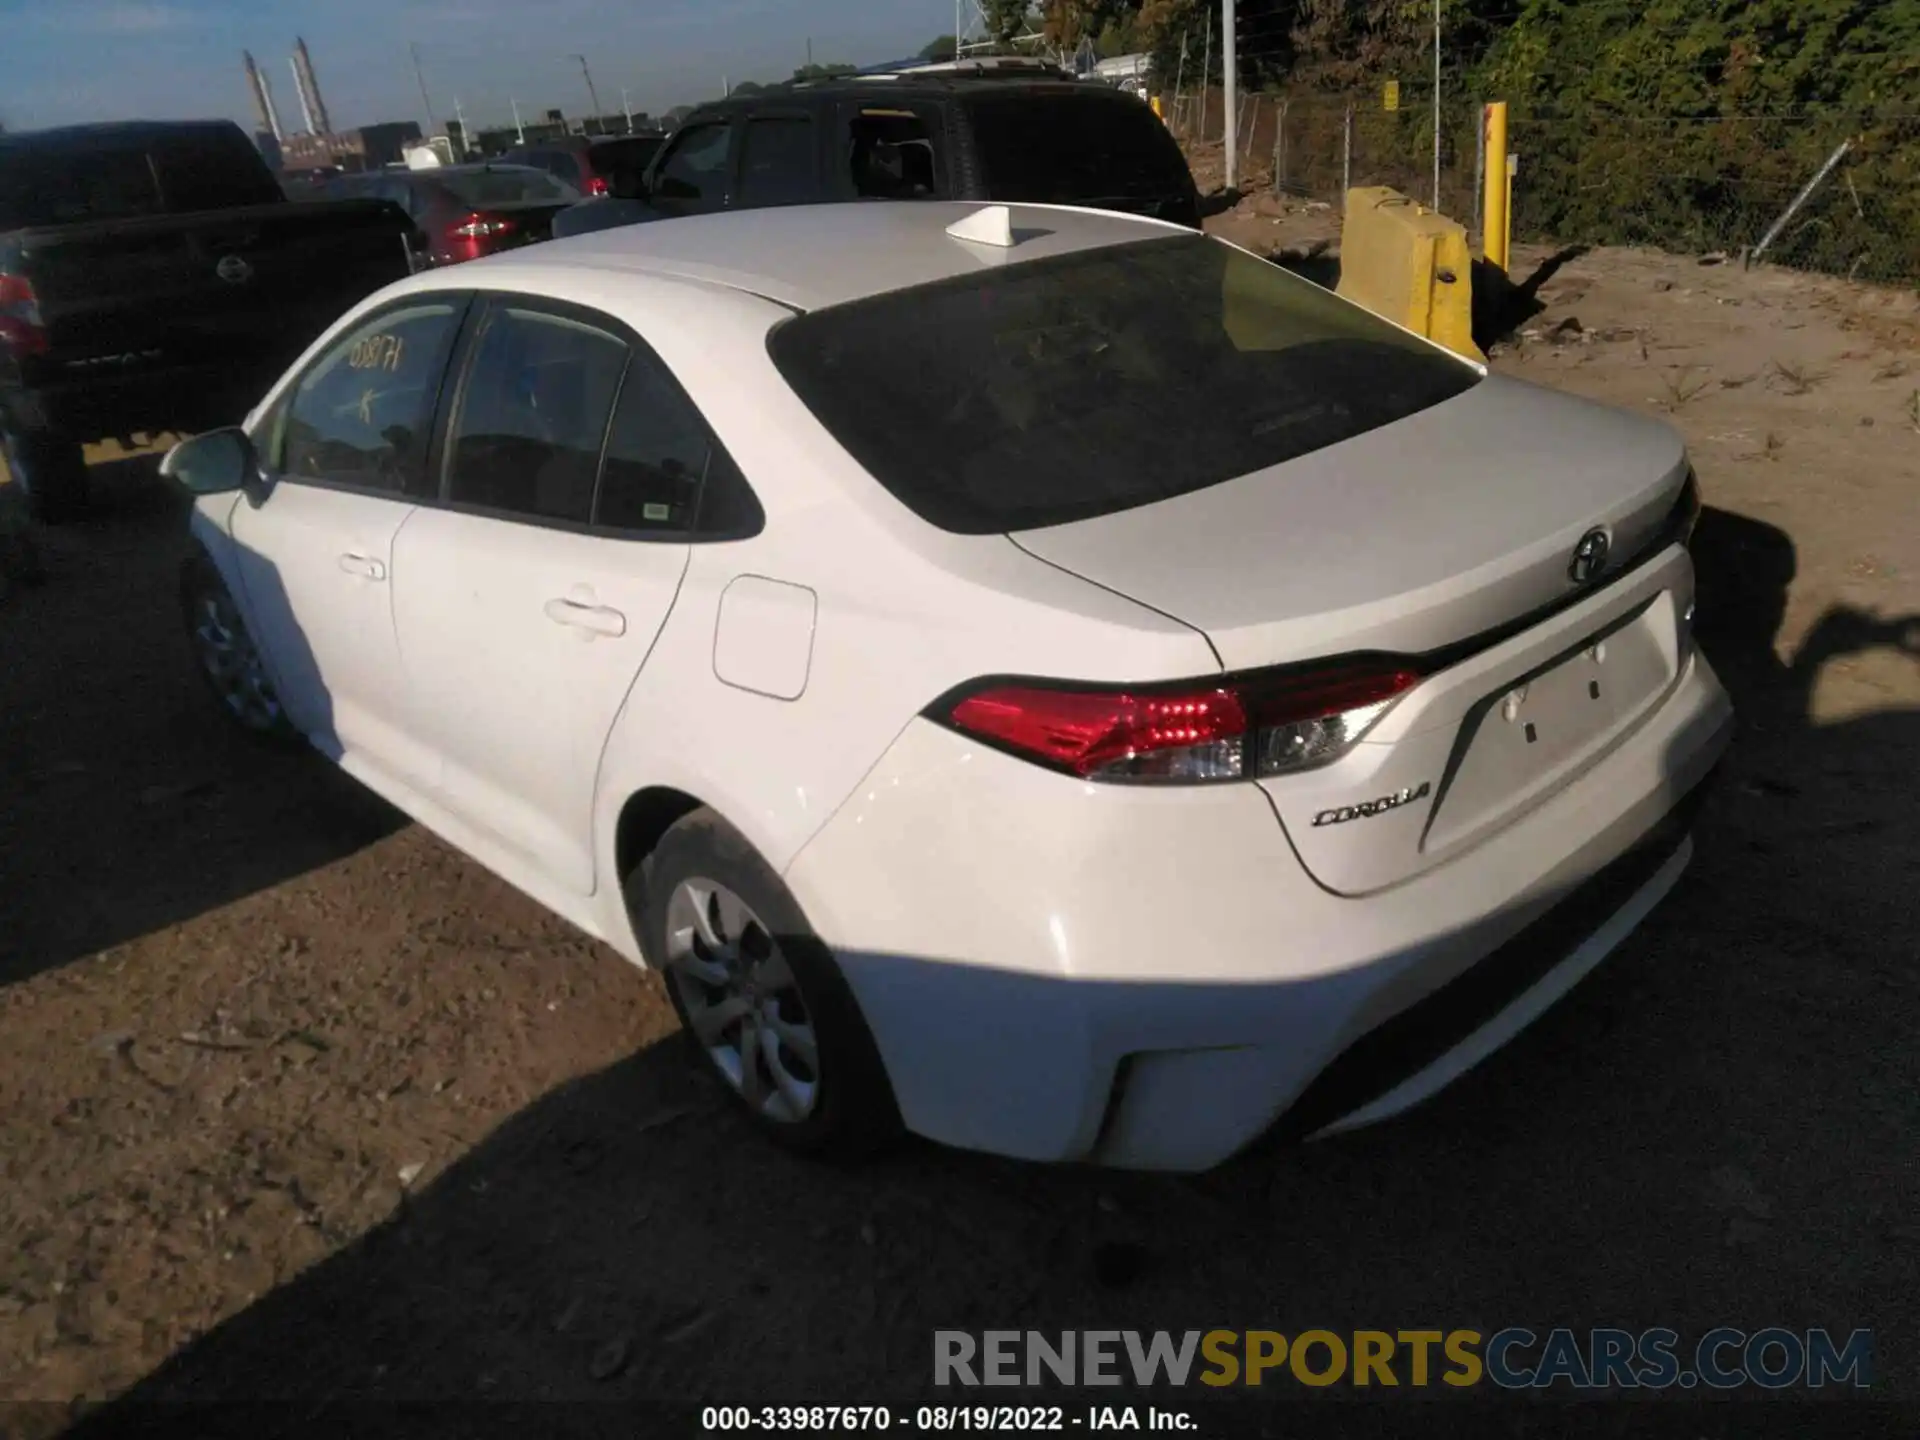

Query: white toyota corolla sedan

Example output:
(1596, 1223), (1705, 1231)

(164, 200), (1732, 1171)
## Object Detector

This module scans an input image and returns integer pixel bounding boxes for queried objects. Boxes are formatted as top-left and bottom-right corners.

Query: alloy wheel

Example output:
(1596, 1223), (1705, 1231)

(192, 590), (284, 732)
(664, 877), (820, 1123)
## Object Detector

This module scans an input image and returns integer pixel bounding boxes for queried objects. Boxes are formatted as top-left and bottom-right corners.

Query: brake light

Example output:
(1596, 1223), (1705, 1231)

(587, 176), (609, 196)
(0, 271), (48, 356)
(447, 212), (517, 239)
(940, 658), (1425, 783)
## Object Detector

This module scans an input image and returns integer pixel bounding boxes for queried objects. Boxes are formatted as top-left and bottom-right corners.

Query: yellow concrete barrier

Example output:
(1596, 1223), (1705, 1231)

(1334, 186), (1484, 362)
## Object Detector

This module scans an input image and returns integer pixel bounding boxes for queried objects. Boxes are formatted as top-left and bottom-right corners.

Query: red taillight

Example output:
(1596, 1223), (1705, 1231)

(950, 686), (1249, 782)
(0, 271), (48, 356)
(447, 211), (518, 240)
(940, 659), (1425, 784)
(587, 176), (609, 196)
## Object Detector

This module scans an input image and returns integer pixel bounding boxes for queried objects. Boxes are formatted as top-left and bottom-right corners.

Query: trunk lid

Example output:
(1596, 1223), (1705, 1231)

(1011, 375), (1697, 894)
(483, 200), (569, 247)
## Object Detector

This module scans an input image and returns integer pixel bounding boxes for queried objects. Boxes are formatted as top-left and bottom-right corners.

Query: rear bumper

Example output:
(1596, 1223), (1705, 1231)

(786, 646), (1734, 1171)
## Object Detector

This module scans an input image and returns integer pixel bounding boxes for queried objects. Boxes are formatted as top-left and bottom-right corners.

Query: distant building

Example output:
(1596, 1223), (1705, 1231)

(280, 121), (424, 173)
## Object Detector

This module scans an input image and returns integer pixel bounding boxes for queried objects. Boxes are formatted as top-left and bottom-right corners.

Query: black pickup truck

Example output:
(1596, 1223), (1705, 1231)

(1, 120), (418, 521)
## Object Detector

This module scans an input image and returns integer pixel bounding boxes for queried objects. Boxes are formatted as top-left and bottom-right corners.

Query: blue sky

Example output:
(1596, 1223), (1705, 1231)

(0, 0), (959, 134)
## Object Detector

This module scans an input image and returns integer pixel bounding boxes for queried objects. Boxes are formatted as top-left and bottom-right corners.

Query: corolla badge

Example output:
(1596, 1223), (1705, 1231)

(215, 254), (254, 284)
(1312, 781), (1431, 827)
(1570, 527), (1611, 584)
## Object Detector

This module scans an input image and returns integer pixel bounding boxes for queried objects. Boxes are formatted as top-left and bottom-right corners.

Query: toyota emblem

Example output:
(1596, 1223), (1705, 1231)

(1569, 527), (1611, 585)
(215, 254), (253, 285)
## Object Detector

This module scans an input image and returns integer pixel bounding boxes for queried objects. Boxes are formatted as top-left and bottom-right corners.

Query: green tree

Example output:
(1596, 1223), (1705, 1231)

(791, 61), (858, 82)
(984, 0), (1035, 46)
(919, 34), (959, 61)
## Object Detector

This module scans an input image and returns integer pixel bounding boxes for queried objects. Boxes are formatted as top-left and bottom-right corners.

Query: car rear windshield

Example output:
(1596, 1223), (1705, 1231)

(0, 126), (281, 229)
(436, 168), (580, 207)
(766, 235), (1482, 534)
(589, 136), (663, 171)
(965, 92), (1193, 207)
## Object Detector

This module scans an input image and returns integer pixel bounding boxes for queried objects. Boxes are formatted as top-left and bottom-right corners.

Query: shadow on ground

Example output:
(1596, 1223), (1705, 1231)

(0, 455), (403, 989)
(52, 506), (1919, 1430)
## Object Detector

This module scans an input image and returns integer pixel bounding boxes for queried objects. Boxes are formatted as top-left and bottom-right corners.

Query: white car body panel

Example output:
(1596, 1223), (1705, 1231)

(180, 202), (1735, 1169)
(387, 506), (691, 896)
(226, 484), (434, 789)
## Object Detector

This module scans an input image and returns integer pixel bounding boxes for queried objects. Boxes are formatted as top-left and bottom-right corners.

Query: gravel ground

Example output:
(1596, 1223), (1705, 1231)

(1, 240), (1916, 1434)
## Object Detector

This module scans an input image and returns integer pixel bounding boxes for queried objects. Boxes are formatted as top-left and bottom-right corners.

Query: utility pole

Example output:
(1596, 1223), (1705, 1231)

(409, 43), (436, 136)
(722, 74), (729, 97)
(807, 37), (813, 68)
(511, 96), (525, 144)
(621, 87), (634, 133)
(571, 54), (604, 133)
(1432, 0), (1442, 208)
(1222, 0), (1237, 191)
(1199, 9), (1211, 142)
(452, 96), (467, 159)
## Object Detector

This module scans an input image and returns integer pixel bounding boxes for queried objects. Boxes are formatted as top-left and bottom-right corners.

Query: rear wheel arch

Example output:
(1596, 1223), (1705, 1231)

(612, 784), (707, 921)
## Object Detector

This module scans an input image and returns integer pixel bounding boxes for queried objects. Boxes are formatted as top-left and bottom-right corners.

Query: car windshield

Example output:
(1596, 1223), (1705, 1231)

(436, 168), (580, 206)
(767, 235), (1482, 534)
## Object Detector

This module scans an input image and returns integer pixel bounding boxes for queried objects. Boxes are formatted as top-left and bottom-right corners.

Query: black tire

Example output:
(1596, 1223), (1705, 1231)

(0, 527), (46, 591)
(179, 558), (300, 744)
(628, 808), (901, 1159)
(3, 431), (91, 525)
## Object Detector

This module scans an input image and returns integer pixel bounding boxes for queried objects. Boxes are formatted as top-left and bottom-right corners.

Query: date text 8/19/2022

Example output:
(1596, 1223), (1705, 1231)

(700, 1404), (1197, 1431)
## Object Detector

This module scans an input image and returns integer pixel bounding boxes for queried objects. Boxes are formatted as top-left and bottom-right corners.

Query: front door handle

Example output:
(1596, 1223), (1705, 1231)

(339, 552), (386, 580)
(543, 596), (627, 637)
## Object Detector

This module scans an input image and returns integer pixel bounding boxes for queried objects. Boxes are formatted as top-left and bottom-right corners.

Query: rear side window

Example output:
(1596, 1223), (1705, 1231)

(597, 354), (759, 536)
(445, 305), (630, 524)
(847, 108), (941, 199)
(279, 300), (465, 496)
(965, 94), (1193, 208)
(736, 117), (818, 207)
(767, 236), (1480, 534)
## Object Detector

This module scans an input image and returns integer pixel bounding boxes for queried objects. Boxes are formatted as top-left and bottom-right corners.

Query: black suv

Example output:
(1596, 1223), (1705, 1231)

(552, 62), (1200, 238)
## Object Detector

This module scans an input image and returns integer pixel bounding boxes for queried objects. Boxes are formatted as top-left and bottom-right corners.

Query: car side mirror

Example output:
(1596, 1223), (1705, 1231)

(161, 427), (269, 505)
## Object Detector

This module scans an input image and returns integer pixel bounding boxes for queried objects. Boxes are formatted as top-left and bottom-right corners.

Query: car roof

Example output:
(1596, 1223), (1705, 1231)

(442, 200), (1192, 312)
(686, 73), (1134, 116)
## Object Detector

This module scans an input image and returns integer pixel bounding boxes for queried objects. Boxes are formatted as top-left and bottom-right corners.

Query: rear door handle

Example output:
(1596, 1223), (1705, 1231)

(339, 553), (386, 580)
(544, 597), (627, 637)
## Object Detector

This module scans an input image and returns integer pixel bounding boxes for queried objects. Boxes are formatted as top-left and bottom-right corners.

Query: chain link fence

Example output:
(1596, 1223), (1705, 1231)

(1174, 85), (1920, 288)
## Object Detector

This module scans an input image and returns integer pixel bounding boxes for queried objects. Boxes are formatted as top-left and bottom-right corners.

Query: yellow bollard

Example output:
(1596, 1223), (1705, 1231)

(1482, 102), (1508, 271)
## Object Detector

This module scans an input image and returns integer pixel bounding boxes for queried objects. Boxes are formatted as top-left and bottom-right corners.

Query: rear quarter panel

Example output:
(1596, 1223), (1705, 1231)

(564, 270), (1221, 962)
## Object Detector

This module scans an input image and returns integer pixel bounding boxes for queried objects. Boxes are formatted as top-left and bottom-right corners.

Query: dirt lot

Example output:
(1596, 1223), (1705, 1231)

(2, 236), (1917, 1432)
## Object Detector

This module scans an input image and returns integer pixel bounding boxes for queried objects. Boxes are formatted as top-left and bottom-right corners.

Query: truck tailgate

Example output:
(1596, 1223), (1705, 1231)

(15, 199), (413, 375)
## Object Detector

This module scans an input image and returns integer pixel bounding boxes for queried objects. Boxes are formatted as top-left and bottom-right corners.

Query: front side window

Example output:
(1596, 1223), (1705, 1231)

(652, 122), (731, 207)
(278, 300), (464, 495)
(768, 235), (1480, 534)
(444, 303), (630, 525)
